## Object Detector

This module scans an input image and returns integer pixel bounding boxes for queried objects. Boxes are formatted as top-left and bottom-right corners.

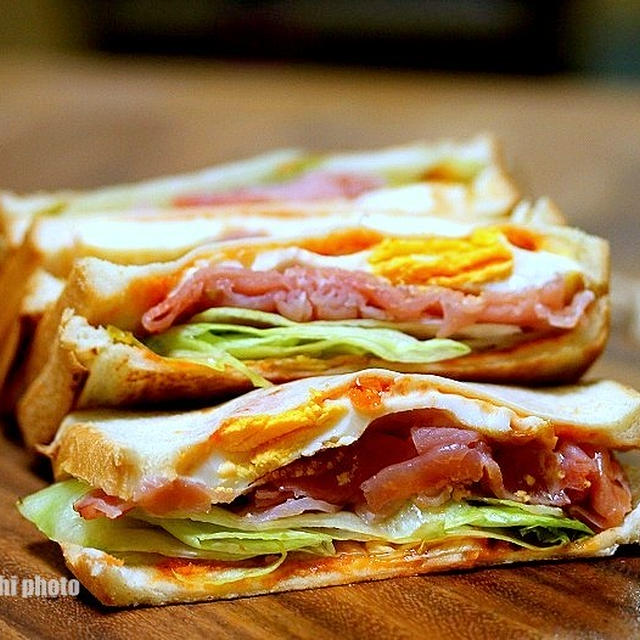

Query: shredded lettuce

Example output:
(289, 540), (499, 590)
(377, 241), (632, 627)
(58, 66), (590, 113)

(18, 481), (593, 567)
(144, 307), (470, 386)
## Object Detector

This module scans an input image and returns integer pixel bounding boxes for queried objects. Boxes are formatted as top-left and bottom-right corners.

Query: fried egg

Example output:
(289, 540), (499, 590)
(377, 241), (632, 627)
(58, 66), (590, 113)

(249, 224), (585, 292)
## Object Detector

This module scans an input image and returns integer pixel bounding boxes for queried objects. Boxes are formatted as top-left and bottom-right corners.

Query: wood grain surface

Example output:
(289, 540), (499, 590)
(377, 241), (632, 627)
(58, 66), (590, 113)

(1, 54), (640, 639)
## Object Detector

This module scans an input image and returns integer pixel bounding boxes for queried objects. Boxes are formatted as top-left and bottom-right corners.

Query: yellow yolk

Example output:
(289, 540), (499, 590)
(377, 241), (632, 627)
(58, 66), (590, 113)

(368, 227), (513, 288)
(178, 394), (347, 478)
(215, 396), (348, 482)
(215, 396), (346, 453)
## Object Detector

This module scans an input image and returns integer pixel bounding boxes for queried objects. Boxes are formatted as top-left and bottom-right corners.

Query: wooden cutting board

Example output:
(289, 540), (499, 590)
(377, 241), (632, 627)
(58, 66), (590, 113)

(1, 55), (640, 639)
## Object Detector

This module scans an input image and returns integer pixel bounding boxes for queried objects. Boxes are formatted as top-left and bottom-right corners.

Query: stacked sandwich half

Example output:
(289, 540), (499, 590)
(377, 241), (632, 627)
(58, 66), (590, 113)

(6, 135), (640, 606)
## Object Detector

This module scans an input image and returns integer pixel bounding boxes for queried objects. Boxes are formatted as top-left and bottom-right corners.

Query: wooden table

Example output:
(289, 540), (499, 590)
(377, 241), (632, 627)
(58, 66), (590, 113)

(1, 54), (639, 639)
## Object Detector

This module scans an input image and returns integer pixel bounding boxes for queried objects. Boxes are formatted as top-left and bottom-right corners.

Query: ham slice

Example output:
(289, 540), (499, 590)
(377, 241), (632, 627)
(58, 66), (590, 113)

(74, 489), (133, 520)
(249, 415), (632, 530)
(74, 478), (212, 519)
(172, 171), (385, 207)
(141, 264), (594, 336)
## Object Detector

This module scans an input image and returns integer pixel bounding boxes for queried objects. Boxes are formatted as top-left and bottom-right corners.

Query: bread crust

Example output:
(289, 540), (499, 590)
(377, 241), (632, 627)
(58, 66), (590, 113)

(0, 237), (41, 390)
(0, 320), (20, 395)
(58, 524), (626, 607)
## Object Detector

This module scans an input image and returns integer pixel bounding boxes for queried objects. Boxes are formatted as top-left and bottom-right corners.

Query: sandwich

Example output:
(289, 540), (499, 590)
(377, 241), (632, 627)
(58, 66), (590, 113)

(17, 370), (640, 606)
(17, 213), (608, 448)
(0, 134), (519, 257)
(0, 134), (522, 400)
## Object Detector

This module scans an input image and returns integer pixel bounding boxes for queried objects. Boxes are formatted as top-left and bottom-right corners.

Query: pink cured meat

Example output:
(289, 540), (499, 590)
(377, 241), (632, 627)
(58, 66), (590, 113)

(74, 489), (133, 520)
(558, 442), (632, 530)
(250, 425), (631, 530)
(361, 427), (503, 513)
(141, 264), (595, 336)
(172, 171), (386, 207)
(74, 478), (212, 519)
(74, 426), (632, 532)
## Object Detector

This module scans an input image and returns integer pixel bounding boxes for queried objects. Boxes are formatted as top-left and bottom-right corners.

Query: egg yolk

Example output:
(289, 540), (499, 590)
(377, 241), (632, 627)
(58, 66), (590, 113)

(368, 227), (513, 288)
(213, 395), (346, 454)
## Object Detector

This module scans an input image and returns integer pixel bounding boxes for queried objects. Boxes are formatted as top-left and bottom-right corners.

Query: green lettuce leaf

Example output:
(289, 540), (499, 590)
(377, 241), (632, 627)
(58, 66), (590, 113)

(18, 481), (593, 567)
(144, 307), (470, 384)
(140, 516), (334, 557)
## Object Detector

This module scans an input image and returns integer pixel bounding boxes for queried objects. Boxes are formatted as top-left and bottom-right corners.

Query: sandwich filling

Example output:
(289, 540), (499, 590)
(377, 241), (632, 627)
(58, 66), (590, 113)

(173, 169), (385, 207)
(171, 144), (483, 207)
(136, 226), (596, 386)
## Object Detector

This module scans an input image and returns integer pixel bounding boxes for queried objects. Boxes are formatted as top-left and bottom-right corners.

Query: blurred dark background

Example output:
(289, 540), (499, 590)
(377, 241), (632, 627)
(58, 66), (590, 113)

(1, 0), (639, 77)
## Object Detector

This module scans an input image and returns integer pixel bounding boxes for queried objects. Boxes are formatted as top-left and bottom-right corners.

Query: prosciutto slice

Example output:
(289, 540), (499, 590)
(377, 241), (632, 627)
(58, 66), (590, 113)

(559, 443), (632, 530)
(141, 264), (594, 336)
(74, 489), (133, 520)
(172, 171), (385, 207)
(74, 478), (212, 519)
(250, 415), (632, 530)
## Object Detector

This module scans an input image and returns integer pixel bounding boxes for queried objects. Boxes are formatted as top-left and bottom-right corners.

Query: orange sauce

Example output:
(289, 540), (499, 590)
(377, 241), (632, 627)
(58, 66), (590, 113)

(347, 375), (393, 413)
(299, 227), (384, 256)
(501, 225), (542, 252)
